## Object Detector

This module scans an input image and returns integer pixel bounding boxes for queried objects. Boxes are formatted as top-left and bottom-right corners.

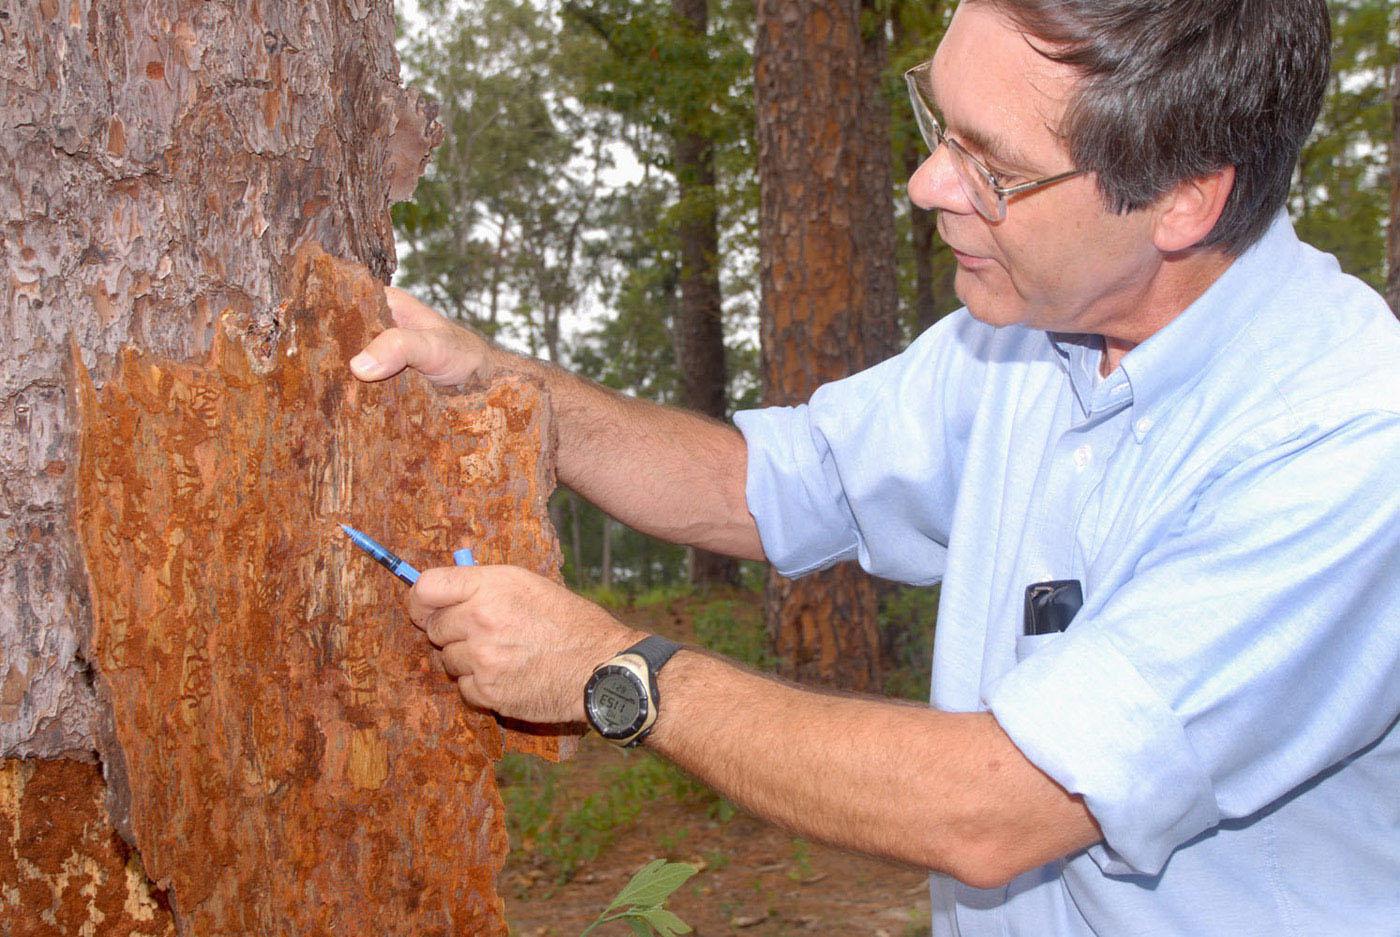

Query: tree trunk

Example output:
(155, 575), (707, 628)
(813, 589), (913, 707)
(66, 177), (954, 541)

(1387, 59), (1399, 317)
(893, 0), (945, 336)
(754, 0), (899, 689)
(673, 0), (740, 587)
(1, 3), (568, 933)
(905, 141), (943, 334)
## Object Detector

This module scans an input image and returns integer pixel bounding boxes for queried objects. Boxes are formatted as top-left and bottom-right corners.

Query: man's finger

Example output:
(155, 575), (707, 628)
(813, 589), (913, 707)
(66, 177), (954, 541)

(407, 566), (485, 621)
(440, 641), (473, 678)
(350, 326), (437, 382)
(384, 286), (448, 330)
(455, 674), (488, 711)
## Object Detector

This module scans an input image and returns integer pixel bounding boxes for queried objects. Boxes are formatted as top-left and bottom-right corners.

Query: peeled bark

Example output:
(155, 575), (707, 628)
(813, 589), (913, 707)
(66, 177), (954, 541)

(753, 0), (898, 689)
(2, 2), (569, 932)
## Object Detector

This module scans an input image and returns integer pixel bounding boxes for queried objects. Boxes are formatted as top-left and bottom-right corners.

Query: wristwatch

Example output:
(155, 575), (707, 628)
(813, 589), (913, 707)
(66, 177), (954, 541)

(584, 635), (683, 748)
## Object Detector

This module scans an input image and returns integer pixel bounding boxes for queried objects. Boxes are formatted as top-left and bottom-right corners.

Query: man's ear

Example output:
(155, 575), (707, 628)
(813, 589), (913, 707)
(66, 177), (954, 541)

(1152, 165), (1236, 253)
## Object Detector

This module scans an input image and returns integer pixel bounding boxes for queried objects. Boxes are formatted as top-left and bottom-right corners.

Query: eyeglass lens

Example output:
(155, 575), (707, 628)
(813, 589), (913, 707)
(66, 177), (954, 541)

(907, 74), (1006, 222)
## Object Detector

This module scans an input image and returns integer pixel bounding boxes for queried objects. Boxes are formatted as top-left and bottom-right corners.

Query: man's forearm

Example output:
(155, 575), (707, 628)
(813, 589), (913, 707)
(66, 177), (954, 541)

(495, 351), (764, 560)
(646, 651), (1102, 888)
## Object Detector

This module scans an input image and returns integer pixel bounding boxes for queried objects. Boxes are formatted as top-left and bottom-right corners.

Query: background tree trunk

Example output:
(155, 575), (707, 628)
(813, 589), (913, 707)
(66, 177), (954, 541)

(754, 0), (899, 689)
(1, 2), (566, 932)
(673, 0), (740, 587)
(1387, 58), (1399, 316)
(893, 0), (948, 336)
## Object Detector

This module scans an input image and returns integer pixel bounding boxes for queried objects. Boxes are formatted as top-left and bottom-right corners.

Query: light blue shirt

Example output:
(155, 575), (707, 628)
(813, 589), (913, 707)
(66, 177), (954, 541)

(734, 214), (1400, 936)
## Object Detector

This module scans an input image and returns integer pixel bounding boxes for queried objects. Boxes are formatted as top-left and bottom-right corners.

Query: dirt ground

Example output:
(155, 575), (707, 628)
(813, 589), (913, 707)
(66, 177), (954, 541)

(498, 594), (933, 937)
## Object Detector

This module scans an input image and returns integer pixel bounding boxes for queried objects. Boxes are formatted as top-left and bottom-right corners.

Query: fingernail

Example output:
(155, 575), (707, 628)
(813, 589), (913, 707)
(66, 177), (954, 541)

(350, 352), (379, 377)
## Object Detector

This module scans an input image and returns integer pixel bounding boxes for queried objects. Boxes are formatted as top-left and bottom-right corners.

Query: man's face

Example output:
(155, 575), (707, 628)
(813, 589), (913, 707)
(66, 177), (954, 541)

(908, 4), (1162, 336)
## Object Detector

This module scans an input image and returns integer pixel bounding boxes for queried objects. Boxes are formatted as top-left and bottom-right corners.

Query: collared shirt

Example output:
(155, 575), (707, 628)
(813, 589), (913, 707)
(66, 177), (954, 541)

(734, 214), (1400, 936)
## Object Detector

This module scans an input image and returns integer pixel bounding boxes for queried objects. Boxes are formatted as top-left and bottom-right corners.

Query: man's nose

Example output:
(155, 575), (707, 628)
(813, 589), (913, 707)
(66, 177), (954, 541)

(907, 145), (972, 214)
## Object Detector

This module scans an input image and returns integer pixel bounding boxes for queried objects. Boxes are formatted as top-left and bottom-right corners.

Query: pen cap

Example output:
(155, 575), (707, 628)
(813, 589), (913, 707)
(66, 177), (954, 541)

(453, 548), (476, 567)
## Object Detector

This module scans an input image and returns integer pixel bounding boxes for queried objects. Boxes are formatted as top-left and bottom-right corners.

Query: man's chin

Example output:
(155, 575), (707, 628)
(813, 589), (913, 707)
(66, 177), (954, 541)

(956, 275), (1024, 328)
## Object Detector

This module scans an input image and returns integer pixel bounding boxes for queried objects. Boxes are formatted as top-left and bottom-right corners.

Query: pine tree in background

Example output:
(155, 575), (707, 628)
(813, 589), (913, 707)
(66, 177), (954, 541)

(890, 0), (957, 338)
(752, 0), (900, 690)
(1387, 56), (1399, 316)
(1294, 0), (1395, 294)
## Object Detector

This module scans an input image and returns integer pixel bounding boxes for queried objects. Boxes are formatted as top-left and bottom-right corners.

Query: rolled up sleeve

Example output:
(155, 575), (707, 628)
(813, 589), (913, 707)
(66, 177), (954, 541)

(735, 404), (860, 578)
(734, 313), (996, 584)
(987, 414), (1400, 876)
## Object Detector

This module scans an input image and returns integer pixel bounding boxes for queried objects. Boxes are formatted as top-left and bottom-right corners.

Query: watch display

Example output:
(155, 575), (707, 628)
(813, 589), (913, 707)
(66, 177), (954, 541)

(585, 664), (648, 739)
(584, 636), (682, 748)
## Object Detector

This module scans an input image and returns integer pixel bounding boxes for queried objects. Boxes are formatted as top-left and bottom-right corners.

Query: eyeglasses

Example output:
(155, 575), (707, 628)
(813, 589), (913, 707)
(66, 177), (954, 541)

(904, 61), (1085, 222)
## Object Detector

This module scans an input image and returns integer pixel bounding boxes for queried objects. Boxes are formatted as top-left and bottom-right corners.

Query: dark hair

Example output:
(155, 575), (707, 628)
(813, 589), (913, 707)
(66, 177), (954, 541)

(976, 0), (1331, 254)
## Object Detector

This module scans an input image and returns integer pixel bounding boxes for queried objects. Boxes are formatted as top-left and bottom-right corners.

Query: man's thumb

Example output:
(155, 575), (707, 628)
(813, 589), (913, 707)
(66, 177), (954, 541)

(350, 329), (413, 381)
(349, 350), (385, 379)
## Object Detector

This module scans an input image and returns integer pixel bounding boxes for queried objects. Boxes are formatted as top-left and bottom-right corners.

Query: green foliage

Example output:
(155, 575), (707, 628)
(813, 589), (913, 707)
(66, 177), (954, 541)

(632, 582), (697, 609)
(1294, 0), (1396, 291)
(582, 859), (700, 936)
(580, 582), (633, 613)
(901, 904), (934, 937)
(786, 838), (814, 882)
(691, 596), (772, 670)
(498, 748), (726, 885)
(879, 586), (939, 701)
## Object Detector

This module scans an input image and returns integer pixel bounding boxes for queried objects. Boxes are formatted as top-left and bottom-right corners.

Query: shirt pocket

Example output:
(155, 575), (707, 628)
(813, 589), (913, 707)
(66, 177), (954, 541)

(1015, 631), (1063, 663)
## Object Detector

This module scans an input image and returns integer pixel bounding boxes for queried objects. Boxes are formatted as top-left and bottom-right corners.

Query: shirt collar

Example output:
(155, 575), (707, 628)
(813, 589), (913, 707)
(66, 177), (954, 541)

(1046, 331), (1128, 421)
(1116, 212), (1302, 439)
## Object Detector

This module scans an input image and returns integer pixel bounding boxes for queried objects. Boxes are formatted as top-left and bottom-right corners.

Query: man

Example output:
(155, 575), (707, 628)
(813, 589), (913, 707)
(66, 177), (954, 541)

(351, 1), (1400, 932)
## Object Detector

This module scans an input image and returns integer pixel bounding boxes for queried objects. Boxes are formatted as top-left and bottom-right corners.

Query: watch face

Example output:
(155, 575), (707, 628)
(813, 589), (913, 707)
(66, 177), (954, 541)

(586, 666), (647, 738)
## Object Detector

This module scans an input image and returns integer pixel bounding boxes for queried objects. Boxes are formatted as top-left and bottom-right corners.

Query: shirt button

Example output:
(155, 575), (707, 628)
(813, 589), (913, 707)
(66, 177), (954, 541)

(1073, 444), (1092, 469)
(1136, 417), (1153, 435)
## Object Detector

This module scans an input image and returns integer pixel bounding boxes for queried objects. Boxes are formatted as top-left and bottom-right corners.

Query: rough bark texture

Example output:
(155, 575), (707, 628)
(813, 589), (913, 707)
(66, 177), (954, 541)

(1, 758), (176, 937)
(1387, 59), (1398, 317)
(673, 0), (739, 587)
(754, 0), (899, 689)
(2, 2), (569, 932)
(71, 247), (564, 934)
(1, 0), (437, 762)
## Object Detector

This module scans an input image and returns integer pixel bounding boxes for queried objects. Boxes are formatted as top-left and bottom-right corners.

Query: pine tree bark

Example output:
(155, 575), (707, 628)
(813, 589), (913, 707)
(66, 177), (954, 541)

(1, 2), (567, 932)
(673, 0), (739, 586)
(754, 0), (899, 689)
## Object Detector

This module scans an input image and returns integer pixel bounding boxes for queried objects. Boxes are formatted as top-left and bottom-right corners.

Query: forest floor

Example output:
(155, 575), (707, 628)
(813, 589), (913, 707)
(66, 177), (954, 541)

(497, 588), (934, 937)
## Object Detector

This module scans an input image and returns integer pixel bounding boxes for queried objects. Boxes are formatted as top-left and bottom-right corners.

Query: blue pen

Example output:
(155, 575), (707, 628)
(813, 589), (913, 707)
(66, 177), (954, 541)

(341, 524), (420, 585)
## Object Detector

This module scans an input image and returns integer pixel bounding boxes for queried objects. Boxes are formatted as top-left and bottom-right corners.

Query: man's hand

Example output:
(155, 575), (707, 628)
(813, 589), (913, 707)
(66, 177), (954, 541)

(350, 287), (494, 386)
(407, 565), (645, 723)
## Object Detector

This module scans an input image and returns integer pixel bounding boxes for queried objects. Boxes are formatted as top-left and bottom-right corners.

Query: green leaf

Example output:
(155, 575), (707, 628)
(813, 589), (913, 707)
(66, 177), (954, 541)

(605, 860), (699, 912)
(637, 907), (693, 936)
(622, 918), (653, 937)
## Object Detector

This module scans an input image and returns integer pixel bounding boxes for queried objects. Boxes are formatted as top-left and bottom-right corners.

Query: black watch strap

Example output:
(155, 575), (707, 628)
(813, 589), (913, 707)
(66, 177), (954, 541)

(625, 635), (683, 674)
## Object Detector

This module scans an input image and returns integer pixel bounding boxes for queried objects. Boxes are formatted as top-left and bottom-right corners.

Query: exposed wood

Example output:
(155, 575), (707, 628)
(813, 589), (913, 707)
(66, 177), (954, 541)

(754, 0), (898, 689)
(0, 0), (439, 762)
(75, 246), (568, 935)
(1, 758), (176, 936)
(1, 1), (568, 932)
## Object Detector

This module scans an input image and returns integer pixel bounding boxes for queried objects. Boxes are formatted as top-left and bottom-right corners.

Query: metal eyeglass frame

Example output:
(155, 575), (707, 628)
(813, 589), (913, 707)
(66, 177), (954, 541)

(904, 60), (1085, 222)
